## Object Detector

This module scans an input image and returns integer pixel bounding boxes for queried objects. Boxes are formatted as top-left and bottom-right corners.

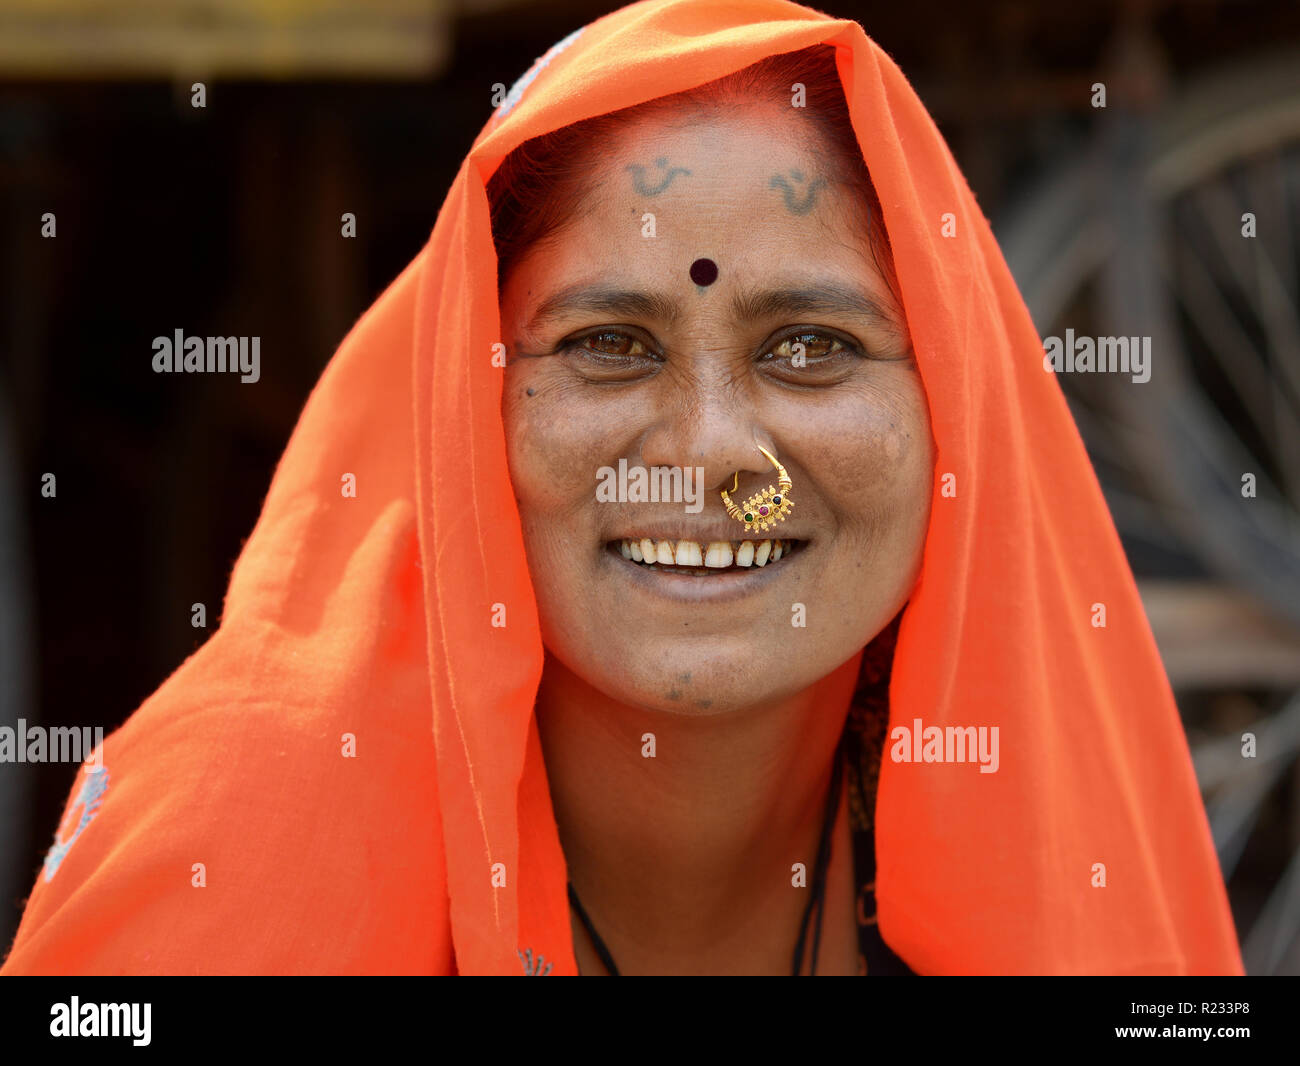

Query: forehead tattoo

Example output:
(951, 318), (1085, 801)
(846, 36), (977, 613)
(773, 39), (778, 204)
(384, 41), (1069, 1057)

(689, 257), (719, 287)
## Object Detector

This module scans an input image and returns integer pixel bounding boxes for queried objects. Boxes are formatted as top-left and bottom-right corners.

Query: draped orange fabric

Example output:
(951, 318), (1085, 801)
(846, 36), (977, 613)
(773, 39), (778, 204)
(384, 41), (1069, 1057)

(3, 0), (1242, 976)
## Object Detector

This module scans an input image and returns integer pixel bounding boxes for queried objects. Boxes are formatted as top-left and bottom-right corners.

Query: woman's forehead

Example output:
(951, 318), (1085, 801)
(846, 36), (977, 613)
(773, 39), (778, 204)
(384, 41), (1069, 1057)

(511, 174), (884, 313)
(587, 108), (837, 196)
(498, 106), (892, 326)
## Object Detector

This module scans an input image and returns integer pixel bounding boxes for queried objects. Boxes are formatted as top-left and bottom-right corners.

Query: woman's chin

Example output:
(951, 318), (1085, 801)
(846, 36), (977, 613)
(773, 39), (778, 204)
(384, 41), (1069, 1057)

(550, 637), (820, 719)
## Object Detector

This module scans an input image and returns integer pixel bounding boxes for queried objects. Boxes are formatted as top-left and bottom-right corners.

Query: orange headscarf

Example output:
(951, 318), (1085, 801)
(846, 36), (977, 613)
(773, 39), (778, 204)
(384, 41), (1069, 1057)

(3, 0), (1241, 976)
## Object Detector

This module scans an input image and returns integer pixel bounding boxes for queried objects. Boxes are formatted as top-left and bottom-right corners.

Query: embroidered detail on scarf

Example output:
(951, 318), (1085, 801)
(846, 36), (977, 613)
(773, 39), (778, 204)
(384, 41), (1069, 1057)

(517, 947), (553, 975)
(43, 762), (111, 882)
(494, 27), (585, 121)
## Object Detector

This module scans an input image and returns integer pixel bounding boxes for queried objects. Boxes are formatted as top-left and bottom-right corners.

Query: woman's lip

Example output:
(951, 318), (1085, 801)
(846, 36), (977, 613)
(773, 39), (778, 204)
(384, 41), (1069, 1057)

(600, 540), (806, 604)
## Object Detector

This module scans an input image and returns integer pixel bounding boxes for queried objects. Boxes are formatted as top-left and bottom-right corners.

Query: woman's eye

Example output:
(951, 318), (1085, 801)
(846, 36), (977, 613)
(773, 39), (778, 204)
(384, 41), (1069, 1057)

(763, 331), (858, 366)
(559, 329), (659, 379)
(579, 331), (648, 358)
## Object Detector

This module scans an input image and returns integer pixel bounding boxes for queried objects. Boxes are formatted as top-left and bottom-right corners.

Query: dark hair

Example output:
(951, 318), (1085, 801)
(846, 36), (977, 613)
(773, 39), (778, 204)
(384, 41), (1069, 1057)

(486, 44), (899, 301)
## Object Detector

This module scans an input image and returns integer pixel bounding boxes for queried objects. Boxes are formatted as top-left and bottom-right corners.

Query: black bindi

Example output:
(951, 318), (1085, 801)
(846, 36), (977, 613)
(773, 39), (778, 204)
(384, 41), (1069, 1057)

(689, 257), (719, 287)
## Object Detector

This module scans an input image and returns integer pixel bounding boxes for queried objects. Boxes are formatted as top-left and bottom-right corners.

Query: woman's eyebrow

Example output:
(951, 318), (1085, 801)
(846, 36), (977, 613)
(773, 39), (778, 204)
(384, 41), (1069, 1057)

(524, 281), (897, 334)
(730, 284), (897, 327)
(526, 285), (682, 333)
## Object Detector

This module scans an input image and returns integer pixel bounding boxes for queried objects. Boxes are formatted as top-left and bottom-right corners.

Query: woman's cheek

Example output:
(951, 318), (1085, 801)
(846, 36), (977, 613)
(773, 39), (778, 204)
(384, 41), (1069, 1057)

(853, 376), (934, 563)
(801, 374), (929, 499)
(505, 374), (643, 514)
(505, 379), (584, 499)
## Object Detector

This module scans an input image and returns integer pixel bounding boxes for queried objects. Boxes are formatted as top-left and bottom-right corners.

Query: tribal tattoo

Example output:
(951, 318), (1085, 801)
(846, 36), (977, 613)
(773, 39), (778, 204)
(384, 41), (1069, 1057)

(626, 156), (692, 196)
(770, 169), (828, 215)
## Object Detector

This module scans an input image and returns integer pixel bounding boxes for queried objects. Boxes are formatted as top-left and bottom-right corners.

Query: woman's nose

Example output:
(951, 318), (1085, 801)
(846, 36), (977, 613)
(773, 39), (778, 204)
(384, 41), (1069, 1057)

(637, 391), (778, 494)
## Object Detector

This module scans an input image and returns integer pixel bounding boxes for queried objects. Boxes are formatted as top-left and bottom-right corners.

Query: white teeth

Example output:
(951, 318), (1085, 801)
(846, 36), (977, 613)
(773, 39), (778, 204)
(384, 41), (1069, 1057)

(704, 541), (734, 568)
(674, 540), (704, 566)
(616, 536), (800, 570)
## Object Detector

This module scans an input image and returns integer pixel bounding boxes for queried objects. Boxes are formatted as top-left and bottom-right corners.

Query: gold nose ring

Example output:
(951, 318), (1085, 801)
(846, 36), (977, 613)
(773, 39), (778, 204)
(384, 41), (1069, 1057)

(720, 445), (794, 533)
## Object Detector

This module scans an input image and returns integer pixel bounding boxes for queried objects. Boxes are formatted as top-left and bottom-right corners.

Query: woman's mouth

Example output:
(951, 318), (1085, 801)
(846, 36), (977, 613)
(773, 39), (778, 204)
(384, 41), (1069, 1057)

(607, 536), (805, 575)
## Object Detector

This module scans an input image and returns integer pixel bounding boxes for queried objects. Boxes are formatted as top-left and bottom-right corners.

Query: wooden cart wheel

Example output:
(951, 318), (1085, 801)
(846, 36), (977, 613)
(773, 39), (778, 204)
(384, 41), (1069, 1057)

(999, 47), (1300, 974)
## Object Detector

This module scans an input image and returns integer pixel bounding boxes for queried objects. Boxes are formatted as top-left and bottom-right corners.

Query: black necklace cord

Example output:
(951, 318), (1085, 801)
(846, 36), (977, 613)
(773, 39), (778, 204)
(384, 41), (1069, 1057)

(567, 880), (622, 977)
(790, 731), (846, 977)
(567, 733), (846, 977)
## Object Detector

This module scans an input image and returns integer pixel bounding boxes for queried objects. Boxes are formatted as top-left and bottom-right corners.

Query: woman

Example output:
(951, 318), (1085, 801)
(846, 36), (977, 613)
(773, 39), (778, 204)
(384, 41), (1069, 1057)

(3, 0), (1242, 975)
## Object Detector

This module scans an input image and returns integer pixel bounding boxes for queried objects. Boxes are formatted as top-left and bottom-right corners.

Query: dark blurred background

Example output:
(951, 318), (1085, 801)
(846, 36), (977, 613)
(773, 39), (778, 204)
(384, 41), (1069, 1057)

(2, 0), (1299, 972)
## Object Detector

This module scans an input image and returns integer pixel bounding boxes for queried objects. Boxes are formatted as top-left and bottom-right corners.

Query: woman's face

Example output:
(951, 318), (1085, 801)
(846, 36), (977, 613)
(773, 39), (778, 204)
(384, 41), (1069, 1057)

(500, 106), (934, 716)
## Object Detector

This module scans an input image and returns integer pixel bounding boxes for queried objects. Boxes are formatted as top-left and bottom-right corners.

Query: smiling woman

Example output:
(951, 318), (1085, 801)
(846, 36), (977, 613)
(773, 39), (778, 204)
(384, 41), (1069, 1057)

(493, 45), (929, 974)
(1, 0), (1244, 978)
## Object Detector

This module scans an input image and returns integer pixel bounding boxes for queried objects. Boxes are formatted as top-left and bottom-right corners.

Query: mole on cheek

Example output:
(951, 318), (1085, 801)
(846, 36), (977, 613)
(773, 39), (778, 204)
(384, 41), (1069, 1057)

(526, 388), (536, 397)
